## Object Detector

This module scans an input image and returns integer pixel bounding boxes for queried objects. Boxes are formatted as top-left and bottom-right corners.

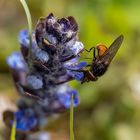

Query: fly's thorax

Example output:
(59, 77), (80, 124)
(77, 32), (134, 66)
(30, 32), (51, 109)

(96, 44), (108, 57)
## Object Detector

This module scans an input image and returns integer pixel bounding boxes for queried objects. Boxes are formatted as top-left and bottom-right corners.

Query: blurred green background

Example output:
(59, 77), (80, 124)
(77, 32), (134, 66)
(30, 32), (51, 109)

(1, 0), (140, 140)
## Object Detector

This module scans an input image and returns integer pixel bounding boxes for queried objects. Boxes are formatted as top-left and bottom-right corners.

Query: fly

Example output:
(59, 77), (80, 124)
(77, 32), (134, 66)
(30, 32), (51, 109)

(76, 35), (124, 83)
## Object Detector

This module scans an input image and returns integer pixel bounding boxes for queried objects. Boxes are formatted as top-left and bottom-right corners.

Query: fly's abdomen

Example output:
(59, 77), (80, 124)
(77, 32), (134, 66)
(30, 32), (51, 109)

(91, 63), (108, 77)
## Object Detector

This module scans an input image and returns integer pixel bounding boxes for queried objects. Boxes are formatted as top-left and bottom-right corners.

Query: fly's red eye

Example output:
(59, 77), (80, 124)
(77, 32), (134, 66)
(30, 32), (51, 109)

(97, 44), (107, 57)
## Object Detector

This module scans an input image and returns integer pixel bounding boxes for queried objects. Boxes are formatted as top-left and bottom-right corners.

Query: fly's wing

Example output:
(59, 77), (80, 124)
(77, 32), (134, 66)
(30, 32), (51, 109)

(98, 35), (124, 64)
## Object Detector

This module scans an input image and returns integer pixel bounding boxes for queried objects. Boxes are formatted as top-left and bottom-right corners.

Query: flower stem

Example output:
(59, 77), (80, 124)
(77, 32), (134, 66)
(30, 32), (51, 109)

(10, 120), (16, 140)
(70, 94), (74, 140)
(20, 0), (32, 67)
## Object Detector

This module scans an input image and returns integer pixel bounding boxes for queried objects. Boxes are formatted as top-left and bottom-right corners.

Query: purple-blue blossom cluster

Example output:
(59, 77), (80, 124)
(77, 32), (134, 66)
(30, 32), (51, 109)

(4, 13), (87, 131)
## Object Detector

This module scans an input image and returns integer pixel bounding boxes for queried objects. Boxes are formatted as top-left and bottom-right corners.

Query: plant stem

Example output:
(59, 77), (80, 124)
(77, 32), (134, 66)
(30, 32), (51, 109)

(20, 0), (32, 67)
(10, 120), (16, 140)
(70, 93), (74, 140)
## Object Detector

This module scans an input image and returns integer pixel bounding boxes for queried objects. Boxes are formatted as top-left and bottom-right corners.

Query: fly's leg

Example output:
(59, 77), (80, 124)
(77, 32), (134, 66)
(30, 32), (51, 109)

(66, 68), (97, 83)
(79, 46), (96, 60)
(84, 46), (95, 52)
(84, 46), (96, 59)
(81, 70), (98, 84)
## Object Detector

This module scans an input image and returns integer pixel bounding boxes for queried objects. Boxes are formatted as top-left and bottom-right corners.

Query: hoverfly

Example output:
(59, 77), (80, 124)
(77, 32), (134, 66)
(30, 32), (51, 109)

(78, 35), (124, 84)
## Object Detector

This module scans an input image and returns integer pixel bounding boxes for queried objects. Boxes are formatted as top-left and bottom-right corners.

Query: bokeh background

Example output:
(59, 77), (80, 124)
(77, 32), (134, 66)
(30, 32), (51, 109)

(1, 0), (140, 140)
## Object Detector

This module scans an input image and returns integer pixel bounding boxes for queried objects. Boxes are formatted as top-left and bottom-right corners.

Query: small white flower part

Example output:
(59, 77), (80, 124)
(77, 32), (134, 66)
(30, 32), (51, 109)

(69, 41), (84, 55)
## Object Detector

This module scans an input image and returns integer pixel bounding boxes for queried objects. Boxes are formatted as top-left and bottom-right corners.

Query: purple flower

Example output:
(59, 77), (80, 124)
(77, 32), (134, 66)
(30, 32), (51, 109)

(15, 109), (37, 131)
(59, 41), (84, 62)
(56, 84), (80, 109)
(3, 109), (37, 131)
(35, 13), (78, 46)
(19, 30), (50, 67)
(19, 29), (38, 60)
(19, 29), (37, 49)
(32, 48), (49, 64)
(7, 52), (25, 70)
(6, 52), (27, 86)
(4, 13), (87, 132)
(67, 41), (84, 56)
(64, 58), (87, 81)
(26, 75), (43, 90)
